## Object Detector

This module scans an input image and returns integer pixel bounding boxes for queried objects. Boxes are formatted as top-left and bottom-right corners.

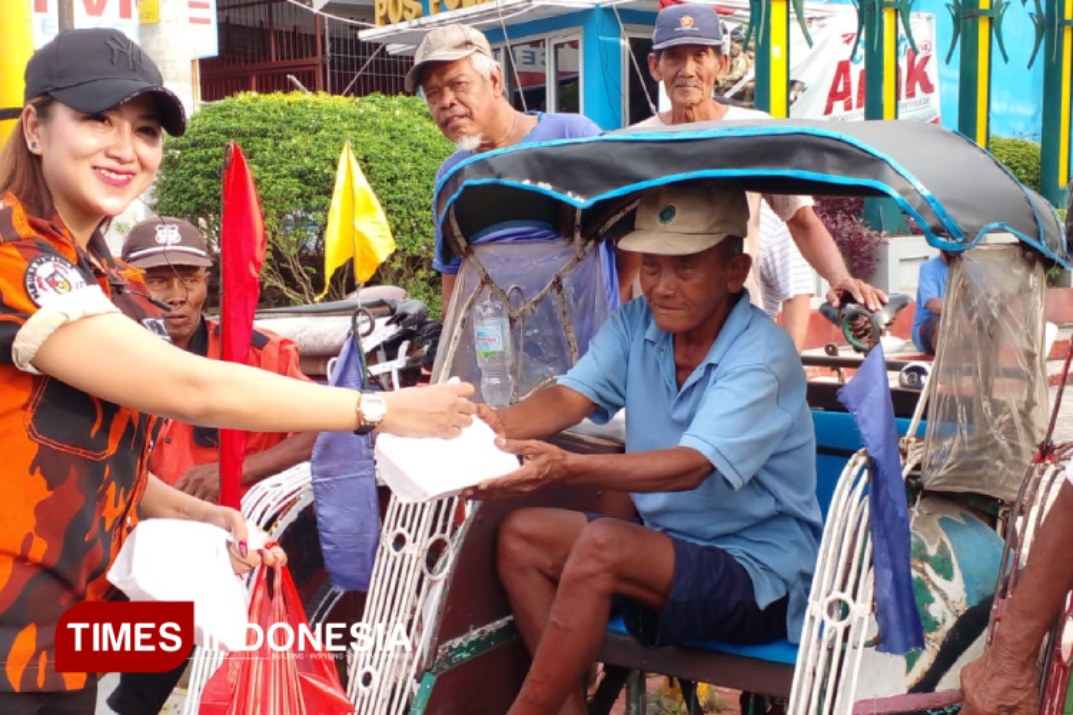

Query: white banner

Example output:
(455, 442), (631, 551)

(31, 0), (139, 49)
(30, 0), (218, 59)
(788, 12), (940, 123)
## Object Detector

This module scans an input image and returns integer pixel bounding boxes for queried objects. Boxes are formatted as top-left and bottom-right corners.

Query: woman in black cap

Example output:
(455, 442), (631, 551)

(0, 28), (475, 712)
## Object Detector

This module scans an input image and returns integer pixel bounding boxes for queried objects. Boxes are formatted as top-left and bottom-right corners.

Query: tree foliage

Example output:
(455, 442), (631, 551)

(990, 136), (1042, 193)
(814, 196), (887, 280)
(154, 92), (453, 311)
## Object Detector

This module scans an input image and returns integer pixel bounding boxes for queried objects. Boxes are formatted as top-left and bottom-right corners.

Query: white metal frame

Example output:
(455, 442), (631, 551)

(181, 463), (316, 715)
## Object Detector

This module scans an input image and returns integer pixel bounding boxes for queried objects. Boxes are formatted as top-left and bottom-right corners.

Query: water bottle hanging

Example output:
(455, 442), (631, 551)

(473, 286), (515, 407)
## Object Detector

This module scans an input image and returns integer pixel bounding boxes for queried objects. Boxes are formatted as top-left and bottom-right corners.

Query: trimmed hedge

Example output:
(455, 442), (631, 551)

(990, 136), (1041, 193)
(154, 92), (453, 311)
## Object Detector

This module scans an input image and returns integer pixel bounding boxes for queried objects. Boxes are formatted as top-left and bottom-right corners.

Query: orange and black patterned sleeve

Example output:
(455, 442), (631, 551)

(0, 235), (116, 372)
(0, 239), (51, 365)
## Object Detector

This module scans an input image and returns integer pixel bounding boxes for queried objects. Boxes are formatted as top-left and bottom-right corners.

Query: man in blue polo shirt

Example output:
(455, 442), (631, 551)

(407, 23), (619, 311)
(912, 251), (952, 354)
(468, 181), (822, 715)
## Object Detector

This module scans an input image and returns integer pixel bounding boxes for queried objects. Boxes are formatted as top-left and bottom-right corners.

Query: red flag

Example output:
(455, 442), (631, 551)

(218, 142), (267, 509)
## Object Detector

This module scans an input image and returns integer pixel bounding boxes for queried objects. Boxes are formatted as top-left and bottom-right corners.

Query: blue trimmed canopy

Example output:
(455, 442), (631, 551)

(435, 119), (1068, 268)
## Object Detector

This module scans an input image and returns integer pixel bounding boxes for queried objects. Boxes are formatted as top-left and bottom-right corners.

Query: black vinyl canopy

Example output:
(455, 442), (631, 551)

(435, 119), (1068, 267)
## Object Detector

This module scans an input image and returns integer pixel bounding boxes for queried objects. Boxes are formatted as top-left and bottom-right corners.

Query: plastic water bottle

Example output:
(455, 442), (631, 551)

(473, 289), (514, 407)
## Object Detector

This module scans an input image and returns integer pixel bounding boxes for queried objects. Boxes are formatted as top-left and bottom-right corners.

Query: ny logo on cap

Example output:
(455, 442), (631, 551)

(106, 36), (144, 70)
(154, 224), (182, 246)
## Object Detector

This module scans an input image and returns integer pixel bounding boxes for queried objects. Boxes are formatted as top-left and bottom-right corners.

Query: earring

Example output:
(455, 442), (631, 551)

(28, 141), (38, 152)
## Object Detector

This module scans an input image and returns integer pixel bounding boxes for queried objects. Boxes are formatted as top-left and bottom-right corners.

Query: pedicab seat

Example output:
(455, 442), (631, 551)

(596, 409), (910, 703)
(605, 616), (799, 665)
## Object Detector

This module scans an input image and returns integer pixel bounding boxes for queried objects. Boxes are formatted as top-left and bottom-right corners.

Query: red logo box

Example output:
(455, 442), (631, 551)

(56, 601), (194, 673)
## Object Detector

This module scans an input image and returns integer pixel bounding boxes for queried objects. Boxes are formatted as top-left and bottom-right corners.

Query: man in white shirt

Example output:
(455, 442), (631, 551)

(629, 3), (886, 338)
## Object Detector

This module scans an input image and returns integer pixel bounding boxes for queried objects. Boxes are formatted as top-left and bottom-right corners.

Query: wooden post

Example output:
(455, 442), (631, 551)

(58, 0), (74, 30)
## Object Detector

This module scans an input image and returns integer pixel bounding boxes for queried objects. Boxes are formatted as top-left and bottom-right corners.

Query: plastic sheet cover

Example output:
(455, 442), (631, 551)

(432, 237), (614, 402)
(922, 245), (1048, 502)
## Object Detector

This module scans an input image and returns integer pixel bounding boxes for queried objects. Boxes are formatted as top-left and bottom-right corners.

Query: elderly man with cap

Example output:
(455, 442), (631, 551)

(407, 24), (620, 310)
(105, 218), (318, 715)
(633, 4), (887, 327)
(120, 217), (316, 503)
(469, 181), (822, 715)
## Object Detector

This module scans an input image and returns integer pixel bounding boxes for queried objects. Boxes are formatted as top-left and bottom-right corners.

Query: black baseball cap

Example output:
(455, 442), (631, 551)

(25, 28), (186, 137)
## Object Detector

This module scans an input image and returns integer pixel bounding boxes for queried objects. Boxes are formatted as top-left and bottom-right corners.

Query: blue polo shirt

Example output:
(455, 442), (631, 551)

(559, 292), (822, 642)
(432, 112), (619, 309)
(912, 255), (948, 352)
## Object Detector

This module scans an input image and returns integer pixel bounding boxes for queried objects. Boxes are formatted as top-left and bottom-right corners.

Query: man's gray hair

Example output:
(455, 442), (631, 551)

(469, 51), (500, 81)
(469, 52), (508, 97)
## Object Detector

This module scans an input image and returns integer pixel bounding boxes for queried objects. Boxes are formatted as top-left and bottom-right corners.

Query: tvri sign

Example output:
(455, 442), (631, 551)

(29, 0), (218, 57)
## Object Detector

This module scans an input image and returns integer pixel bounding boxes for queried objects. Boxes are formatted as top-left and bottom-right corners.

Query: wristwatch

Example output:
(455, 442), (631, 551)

(354, 392), (388, 435)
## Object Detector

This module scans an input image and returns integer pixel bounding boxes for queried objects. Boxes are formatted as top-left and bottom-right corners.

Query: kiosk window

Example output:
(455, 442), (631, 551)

(507, 39), (548, 112)
(552, 39), (581, 113)
(626, 36), (659, 125)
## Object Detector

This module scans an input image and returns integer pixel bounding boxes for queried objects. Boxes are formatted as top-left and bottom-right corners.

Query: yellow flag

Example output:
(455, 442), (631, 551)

(317, 140), (395, 300)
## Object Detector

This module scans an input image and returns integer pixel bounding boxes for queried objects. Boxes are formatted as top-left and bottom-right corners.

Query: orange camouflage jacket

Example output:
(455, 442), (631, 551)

(0, 194), (164, 693)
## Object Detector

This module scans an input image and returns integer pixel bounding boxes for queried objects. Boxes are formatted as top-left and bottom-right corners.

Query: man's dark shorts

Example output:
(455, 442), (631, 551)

(919, 313), (940, 354)
(586, 513), (788, 648)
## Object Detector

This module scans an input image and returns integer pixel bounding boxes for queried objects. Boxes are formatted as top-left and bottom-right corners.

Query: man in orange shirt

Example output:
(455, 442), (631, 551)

(105, 218), (318, 714)
(121, 217), (316, 503)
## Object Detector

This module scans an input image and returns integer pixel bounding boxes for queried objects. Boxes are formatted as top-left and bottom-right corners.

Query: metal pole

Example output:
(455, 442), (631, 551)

(863, 1), (908, 233)
(957, 0), (992, 146)
(1041, 0), (1072, 204)
(863, 0), (899, 121)
(753, 0), (789, 116)
(0, 0), (34, 145)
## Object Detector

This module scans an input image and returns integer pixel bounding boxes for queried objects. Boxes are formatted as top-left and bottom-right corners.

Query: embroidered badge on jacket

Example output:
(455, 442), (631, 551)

(24, 255), (89, 306)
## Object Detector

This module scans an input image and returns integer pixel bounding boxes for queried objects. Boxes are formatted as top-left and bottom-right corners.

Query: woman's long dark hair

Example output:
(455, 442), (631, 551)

(0, 97), (55, 218)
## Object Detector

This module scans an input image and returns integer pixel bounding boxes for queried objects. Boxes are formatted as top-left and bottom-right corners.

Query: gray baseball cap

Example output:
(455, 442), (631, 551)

(406, 24), (493, 93)
(122, 218), (213, 269)
(619, 183), (748, 255)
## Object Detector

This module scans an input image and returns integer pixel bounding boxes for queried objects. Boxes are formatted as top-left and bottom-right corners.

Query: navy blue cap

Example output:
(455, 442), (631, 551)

(652, 4), (723, 51)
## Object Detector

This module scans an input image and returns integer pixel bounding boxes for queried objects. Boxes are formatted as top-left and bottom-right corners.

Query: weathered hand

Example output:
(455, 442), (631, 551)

(381, 381), (477, 438)
(201, 505), (288, 574)
(959, 643), (1040, 715)
(826, 276), (888, 312)
(463, 438), (568, 499)
(475, 403), (506, 438)
(175, 462), (221, 503)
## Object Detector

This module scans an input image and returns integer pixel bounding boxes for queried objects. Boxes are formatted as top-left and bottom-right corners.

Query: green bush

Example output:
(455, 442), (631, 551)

(990, 136), (1042, 193)
(155, 92), (453, 312)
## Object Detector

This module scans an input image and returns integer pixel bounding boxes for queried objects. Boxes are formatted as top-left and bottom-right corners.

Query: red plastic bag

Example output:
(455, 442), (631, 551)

(199, 565), (353, 715)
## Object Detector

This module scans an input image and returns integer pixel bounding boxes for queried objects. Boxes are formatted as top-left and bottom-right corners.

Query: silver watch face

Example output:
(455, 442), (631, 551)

(362, 393), (388, 423)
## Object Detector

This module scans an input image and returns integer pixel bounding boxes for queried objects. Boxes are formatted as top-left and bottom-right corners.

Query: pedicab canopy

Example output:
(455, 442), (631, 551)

(434, 119), (1068, 269)
(436, 119), (1066, 505)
